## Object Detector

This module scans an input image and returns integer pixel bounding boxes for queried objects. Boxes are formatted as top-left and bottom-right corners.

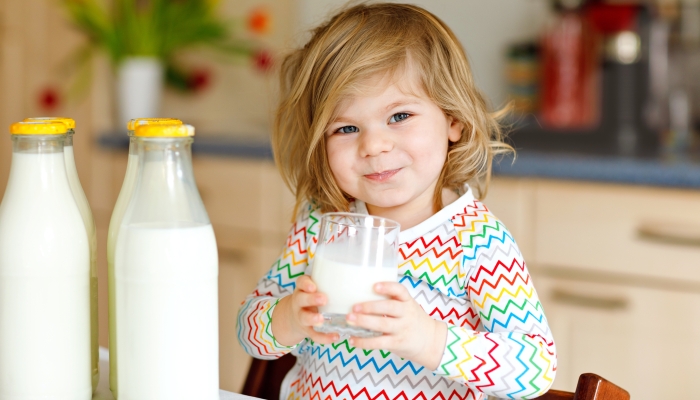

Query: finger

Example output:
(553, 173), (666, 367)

(374, 282), (411, 301)
(346, 313), (395, 334)
(349, 334), (391, 350)
(352, 299), (402, 317)
(307, 330), (340, 345)
(293, 290), (327, 309)
(296, 275), (317, 293)
(298, 309), (324, 327)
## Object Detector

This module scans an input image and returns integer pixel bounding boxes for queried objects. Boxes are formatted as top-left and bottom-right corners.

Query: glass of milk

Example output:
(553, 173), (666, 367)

(106, 117), (181, 397)
(311, 213), (400, 338)
(114, 123), (218, 400)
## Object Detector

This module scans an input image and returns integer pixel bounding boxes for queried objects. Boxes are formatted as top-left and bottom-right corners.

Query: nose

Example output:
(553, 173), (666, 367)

(358, 127), (394, 158)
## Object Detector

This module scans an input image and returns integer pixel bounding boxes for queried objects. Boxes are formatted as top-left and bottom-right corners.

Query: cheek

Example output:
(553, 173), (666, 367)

(326, 139), (355, 182)
(407, 131), (449, 171)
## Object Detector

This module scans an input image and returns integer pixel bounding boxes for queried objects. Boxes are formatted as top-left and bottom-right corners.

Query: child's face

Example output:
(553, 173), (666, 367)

(325, 67), (462, 215)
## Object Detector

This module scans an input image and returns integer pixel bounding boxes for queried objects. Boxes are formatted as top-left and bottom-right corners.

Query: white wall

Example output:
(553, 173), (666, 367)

(295, 0), (552, 108)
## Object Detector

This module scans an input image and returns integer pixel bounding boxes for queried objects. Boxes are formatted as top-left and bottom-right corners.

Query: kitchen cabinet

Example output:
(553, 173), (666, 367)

(102, 152), (700, 397)
(536, 275), (700, 399)
(484, 177), (700, 399)
(534, 180), (700, 284)
(479, 177), (536, 260)
(193, 157), (295, 245)
(172, 162), (700, 396)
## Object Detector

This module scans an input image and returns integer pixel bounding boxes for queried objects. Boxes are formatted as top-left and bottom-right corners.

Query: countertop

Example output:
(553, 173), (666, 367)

(98, 132), (700, 189)
(491, 150), (700, 188)
(93, 347), (257, 400)
(98, 132), (273, 159)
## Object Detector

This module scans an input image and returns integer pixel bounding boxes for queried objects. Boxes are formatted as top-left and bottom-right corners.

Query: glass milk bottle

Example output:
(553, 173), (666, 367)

(114, 124), (218, 400)
(0, 121), (91, 400)
(107, 117), (181, 397)
(24, 117), (99, 392)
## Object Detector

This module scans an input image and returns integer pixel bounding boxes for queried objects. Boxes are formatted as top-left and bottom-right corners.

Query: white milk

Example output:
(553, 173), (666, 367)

(107, 152), (138, 393)
(0, 152), (91, 400)
(65, 144), (100, 391)
(115, 222), (218, 400)
(312, 250), (397, 315)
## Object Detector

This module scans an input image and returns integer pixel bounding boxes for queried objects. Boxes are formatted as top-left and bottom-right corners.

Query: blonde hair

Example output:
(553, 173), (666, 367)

(272, 2), (513, 215)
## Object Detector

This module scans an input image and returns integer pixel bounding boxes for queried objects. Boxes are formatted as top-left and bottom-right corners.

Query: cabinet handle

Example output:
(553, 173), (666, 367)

(637, 222), (700, 248)
(551, 289), (628, 311)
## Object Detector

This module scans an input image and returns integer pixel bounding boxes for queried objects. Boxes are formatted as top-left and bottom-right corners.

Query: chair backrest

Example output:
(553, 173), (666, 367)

(536, 373), (630, 400)
(241, 354), (297, 400)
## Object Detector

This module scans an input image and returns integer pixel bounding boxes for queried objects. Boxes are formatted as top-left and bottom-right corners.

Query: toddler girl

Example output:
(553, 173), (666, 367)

(237, 3), (556, 399)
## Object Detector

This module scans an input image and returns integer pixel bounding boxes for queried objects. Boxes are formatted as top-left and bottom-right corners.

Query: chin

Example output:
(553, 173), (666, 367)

(363, 194), (411, 210)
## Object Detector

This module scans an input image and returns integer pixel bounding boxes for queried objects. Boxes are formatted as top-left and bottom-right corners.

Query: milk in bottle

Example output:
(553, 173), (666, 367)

(114, 124), (218, 400)
(0, 121), (91, 400)
(106, 117), (182, 397)
(24, 117), (99, 392)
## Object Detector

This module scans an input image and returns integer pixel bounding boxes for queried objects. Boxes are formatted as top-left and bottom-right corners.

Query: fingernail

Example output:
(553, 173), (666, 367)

(348, 338), (355, 346)
(316, 296), (325, 305)
(375, 283), (383, 292)
(346, 313), (356, 325)
(353, 304), (362, 312)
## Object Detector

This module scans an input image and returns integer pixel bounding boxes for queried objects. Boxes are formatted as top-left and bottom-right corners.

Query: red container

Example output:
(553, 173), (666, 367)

(540, 9), (602, 129)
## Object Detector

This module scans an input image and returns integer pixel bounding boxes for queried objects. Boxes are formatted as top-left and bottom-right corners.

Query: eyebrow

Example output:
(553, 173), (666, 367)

(385, 100), (421, 111)
(329, 99), (422, 125)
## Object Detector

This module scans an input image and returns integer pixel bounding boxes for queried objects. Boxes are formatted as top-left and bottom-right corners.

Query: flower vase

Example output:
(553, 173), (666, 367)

(116, 57), (164, 129)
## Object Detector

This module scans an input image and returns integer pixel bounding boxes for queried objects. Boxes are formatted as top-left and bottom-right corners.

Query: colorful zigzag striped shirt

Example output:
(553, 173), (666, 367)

(237, 188), (557, 399)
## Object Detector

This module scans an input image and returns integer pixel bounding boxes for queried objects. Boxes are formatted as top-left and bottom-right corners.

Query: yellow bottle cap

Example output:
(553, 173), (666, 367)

(10, 121), (68, 135)
(127, 118), (183, 131)
(135, 124), (195, 138)
(24, 117), (75, 130)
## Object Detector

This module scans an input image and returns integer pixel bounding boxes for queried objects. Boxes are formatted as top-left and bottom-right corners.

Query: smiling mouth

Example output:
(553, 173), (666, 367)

(364, 168), (401, 182)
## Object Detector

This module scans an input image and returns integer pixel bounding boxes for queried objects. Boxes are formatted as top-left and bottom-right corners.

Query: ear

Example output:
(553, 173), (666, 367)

(447, 116), (463, 143)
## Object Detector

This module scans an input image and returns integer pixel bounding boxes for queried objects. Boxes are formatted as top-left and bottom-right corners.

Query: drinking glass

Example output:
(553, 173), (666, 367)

(311, 213), (400, 338)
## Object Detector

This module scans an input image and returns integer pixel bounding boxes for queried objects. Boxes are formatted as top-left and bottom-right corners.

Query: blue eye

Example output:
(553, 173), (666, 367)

(335, 126), (359, 134)
(389, 113), (410, 123)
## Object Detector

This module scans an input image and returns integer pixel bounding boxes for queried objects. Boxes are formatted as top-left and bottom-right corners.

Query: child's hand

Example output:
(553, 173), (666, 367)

(271, 275), (340, 346)
(346, 282), (447, 370)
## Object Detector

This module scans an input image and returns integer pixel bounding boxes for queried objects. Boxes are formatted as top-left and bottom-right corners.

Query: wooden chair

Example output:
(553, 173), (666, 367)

(536, 373), (630, 400)
(242, 358), (629, 400)
(241, 354), (297, 400)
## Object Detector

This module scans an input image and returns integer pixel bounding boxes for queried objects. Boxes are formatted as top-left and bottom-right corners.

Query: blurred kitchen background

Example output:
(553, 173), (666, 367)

(1, 0), (699, 398)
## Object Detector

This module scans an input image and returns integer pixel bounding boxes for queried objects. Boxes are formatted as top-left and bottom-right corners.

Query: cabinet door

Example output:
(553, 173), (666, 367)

(194, 157), (292, 247)
(534, 180), (700, 283)
(536, 274), (700, 399)
(483, 177), (536, 263)
(194, 157), (264, 233)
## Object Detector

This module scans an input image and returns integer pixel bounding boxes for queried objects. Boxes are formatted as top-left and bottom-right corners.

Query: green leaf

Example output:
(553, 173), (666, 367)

(57, 0), (261, 92)
(60, 0), (250, 60)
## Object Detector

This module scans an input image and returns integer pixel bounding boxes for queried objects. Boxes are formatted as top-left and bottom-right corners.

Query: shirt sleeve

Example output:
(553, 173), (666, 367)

(236, 203), (319, 359)
(433, 209), (557, 399)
